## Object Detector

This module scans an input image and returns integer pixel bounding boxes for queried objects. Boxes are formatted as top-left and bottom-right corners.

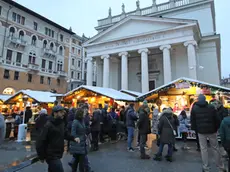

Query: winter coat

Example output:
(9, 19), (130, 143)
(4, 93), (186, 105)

(35, 114), (48, 132)
(24, 109), (32, 124)
(158, 111), (176, 144)
(108, 111), (118, 126)
(126, 107), (138, 128)
(36, 116), (74, 160)
(119, 109), (125, 122)
(69, 119), (87, 155)
(91, 110), (101, 132)
(219, 116), (230, 149)
(0, 114), (6, 144)
(191, 101), (219, 134)
(99, 108), (107, 124)
(178, 115), (189, 133)
(67, 109), (75, 131)
(137, 106), (151, 135)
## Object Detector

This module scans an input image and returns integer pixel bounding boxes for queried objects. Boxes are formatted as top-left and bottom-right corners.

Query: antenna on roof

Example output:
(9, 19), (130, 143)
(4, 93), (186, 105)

(69, 27), (72, 31)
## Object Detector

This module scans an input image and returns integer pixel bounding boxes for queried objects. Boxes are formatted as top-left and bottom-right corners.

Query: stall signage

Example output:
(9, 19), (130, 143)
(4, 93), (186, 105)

(175, 82), (190, 89)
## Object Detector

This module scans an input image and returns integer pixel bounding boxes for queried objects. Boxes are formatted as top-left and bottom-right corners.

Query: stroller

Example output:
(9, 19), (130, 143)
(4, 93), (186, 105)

(116, 121), (127, 141)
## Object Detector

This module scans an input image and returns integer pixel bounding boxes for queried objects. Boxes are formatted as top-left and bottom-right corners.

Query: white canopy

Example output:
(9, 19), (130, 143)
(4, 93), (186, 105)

(65, 85), (136, 101)
(0, 95), (11, 102)
(4, 89), (56, 103)
(119, 89), (142, 97)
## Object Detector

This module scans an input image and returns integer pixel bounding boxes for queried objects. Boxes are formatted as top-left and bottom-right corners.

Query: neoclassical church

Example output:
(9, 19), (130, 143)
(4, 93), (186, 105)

(83, 0), (221, 93)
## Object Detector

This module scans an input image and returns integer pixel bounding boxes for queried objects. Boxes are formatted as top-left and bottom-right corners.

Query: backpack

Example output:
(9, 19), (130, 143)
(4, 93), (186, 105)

(109, 114), (117, 125)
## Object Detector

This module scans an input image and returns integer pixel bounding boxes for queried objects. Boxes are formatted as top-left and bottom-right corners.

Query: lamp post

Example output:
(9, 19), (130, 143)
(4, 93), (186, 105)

(17, 95), (28, 142)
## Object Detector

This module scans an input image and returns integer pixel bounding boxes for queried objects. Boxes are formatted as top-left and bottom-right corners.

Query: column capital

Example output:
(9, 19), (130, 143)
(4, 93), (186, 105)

(101, 54), (110, 59)
(138, 48), (149, 54)
(184, 40), (197, 47)
(159, 44), (171, 51)
(118, 52), (128, 56)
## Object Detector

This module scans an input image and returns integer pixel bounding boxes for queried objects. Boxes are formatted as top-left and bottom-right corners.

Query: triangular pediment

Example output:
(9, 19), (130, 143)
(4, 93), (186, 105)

(84, 16), (197, 45)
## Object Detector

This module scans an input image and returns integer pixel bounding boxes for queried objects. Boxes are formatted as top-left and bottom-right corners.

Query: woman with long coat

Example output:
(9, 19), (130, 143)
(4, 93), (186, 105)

(69, 108), (88, 172)
(154, 108), (176, 162)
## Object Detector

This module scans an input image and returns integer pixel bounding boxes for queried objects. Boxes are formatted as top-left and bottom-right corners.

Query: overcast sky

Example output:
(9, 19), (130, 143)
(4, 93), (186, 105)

(15, 0), (229, 78)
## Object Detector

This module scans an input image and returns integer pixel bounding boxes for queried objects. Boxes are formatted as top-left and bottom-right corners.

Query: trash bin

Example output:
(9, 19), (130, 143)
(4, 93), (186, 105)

(17, 124), (27, 142)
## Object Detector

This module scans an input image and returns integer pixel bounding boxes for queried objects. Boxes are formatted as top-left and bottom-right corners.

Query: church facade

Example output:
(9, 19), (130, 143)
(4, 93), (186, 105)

(83, 0), (221, 93)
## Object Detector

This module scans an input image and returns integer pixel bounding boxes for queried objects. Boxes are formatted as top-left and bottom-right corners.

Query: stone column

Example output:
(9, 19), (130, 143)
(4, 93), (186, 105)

(184, 41), (197, 79)
(160, 45), (172, 84)
(86, 57), (93, 86)
(138, 48), (149, 93)
(119, 52), (128, 90)
(101, 55), (110, 88)
(96, 57), (103, 87)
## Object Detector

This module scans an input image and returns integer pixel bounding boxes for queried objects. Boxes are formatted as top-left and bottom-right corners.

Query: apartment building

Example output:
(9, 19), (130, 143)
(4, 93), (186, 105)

(0, 0), (86, 95)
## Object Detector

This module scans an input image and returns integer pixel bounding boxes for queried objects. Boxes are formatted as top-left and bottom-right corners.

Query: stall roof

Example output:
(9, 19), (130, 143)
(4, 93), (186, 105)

(0, 95), (11, 102)
(138, 77), (230, 101)
(120, 89), (142, 97)
(4, 90), (56, 103)
(65, 85), (136, 101)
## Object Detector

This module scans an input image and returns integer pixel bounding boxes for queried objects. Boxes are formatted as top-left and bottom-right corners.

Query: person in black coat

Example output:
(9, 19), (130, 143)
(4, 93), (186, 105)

(36, 105), (77, 172)
(91, 109), (101, 151)
(24, 106), (32, 124)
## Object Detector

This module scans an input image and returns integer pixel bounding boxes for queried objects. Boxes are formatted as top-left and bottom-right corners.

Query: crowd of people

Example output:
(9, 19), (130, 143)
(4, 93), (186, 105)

(1, 93), (230, 172)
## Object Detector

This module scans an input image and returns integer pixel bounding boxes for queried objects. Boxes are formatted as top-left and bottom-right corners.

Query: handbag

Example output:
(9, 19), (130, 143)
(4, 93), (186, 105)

(165, 116), (177, 136)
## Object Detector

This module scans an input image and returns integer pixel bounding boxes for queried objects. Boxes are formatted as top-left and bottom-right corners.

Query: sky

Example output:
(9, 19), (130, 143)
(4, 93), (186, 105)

(15, 0), (230, 78)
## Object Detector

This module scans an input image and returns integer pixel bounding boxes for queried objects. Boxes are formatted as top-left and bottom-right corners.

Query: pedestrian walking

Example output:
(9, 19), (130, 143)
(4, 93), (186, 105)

(91, 109), (101, 151)
(0, 113), (6, 145)
(36, 105), (78, 172)
(137, 100), (151, 159)
(191, 94), (225, 172)
(178, 110), (190, 150)
(108, 108), (118, 143)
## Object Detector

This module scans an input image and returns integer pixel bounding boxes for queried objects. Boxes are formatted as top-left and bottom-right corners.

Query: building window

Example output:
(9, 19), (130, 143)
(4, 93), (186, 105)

(45, 27), (55, 38)
(33, 22), (38, 31)
(60, 34), (63, 42)
(3, 69), (10, 79)
(78, 49), (81, 55)
(50, 42), (54, 50)
(0, 6), (2, 16)
(72, 39), (76, 44)
(47, 77), (51, 85)
(29, 52), (36, 64)
(43, 40), (47, 48)
(57, 61), (63, 71)
(71, 84), (73, 90)
(14, 71), (19, 80)
(31, 35), (37, 46)
(6, 49), (12, 64)
(72, 59), (75, 66)
(77, 73), (80, 80)
(57, 79), (60, 86)
(78, 61), (81, 68)
(9, 27), (15, 37)
(84, 63), (87, 70)
(19, 30), (24, 40)
(12, 12), (16, 22)
(28, 74), (32, 82)
(13, 12), (25, 25)
(59, 46), (63, 55)
(42, 59), (46, 69)
(40, 76), (44, 84)
(16, 52), (22, 66)
(21, 17), (25, 25)
(51, 31), (54, 38)
(71, 71), (74, 78)
(48, 61), (53, 71)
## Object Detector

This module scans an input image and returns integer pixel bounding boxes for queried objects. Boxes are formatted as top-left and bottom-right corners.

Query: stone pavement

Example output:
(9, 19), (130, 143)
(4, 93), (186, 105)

(0, 140), (36, 171)
(18, 139), (228, 172)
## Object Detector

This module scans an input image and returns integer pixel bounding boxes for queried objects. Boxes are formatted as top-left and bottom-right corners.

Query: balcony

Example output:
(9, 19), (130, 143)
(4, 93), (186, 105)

(57, 70), (67, 77)
(27, 63), (39, 72)
(8, 36), (27, 47)
(42, 48), (56, 60)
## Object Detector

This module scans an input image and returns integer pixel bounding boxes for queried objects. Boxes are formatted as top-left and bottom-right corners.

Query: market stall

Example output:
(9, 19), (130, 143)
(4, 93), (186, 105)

(0, 95), (11, 114)
(63, 85), (136, 113)
(138, 77), (230, 139)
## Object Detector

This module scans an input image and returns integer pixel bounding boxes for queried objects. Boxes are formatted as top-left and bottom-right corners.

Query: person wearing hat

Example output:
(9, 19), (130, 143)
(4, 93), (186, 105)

(36, 105), (79, 172)
(191, 94), (225, 172)
(35, 109), (48, 135)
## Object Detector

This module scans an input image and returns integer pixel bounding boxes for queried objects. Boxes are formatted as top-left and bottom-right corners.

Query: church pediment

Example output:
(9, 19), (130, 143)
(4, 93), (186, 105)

(84, 16), (197, 46)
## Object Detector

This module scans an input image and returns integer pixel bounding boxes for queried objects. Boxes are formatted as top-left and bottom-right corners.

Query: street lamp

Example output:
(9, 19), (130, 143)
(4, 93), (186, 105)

(17, 95), (29, 142)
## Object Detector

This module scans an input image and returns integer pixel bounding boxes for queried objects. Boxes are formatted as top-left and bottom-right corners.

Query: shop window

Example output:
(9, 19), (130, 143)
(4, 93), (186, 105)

(40, 76), (44, 84)
(3, 69), (10, 79)
(14, 71), (19, 80)
(28, 74), (32, 82)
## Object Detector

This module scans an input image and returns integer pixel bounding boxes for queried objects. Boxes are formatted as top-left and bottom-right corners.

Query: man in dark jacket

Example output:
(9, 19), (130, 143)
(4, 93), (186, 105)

(191, 94), (225, 172)
(137, 101), (151, 159)
(99, 104), (108, 143)
(24, 106), (32, 124)
(36, 105), (78, 172)
(126, 103), (138, 152)
(91, 109), (101, 151)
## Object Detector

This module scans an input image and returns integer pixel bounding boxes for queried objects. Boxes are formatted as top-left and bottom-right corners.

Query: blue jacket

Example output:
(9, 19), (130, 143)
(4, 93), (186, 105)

(126, 107), (138, 128)
(219, 116), (230, 149)
(178, 115), (189, 133)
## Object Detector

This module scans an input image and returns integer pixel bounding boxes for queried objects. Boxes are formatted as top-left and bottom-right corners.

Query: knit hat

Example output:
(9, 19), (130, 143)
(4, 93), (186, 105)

(198, 94), (206, 102)
(39, 108), (47, 115)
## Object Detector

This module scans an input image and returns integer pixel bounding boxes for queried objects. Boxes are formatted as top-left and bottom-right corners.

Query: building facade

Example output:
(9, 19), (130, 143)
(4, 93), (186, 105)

(84, 0), (221, 93)
(0, 0), (86, 95)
